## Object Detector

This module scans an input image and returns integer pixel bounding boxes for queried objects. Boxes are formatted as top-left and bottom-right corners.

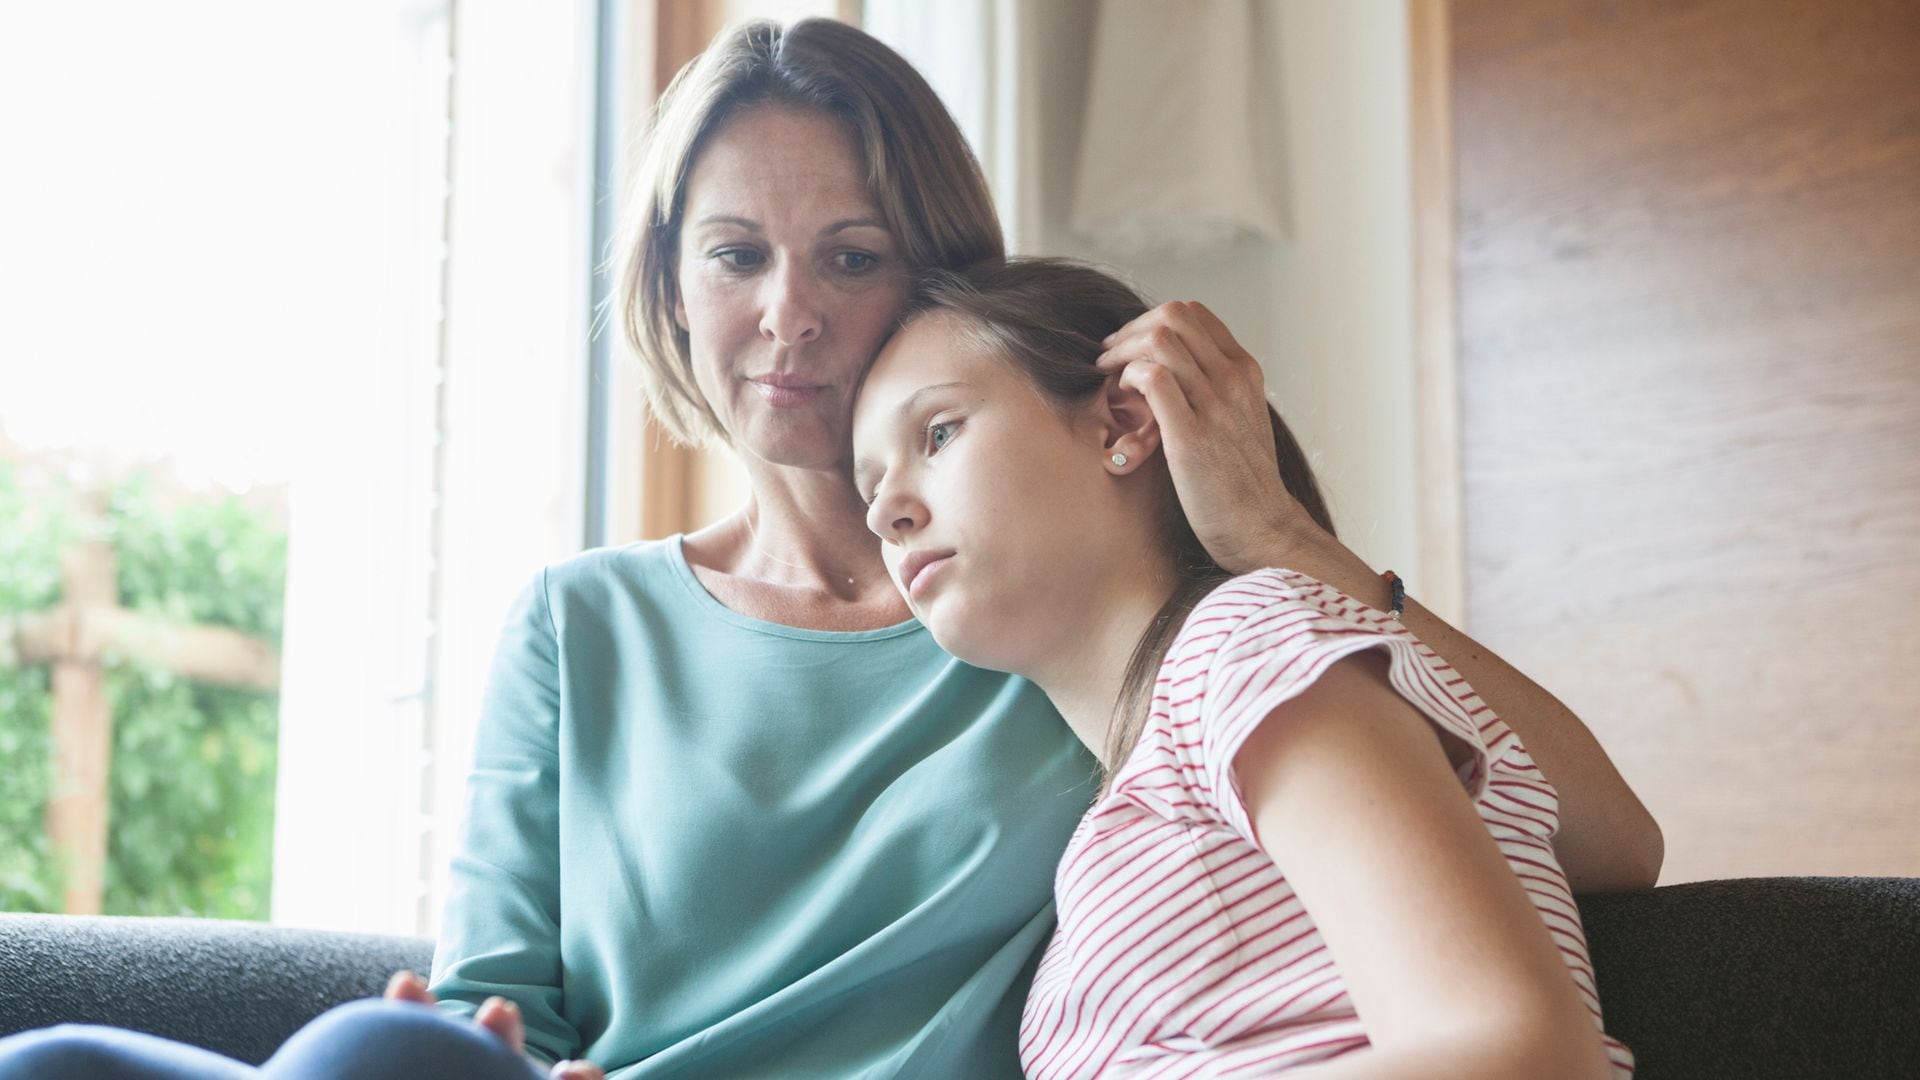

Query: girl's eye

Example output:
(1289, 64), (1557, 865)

(838, 251), (879, 274)
(715, 248), (763, 270)
(928, 420), (959, 452)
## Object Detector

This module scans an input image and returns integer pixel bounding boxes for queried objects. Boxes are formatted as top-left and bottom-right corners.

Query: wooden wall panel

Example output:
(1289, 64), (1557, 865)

(1449, 0), (1920, 882)
(1410, 0), (1467, 625)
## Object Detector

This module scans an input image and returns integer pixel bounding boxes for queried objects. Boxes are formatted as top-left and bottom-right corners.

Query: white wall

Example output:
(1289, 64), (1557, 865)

(1024, 0), (1419, 578)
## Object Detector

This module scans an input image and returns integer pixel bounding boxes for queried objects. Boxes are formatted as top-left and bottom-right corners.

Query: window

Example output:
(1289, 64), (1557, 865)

(0, 0), (595, 937)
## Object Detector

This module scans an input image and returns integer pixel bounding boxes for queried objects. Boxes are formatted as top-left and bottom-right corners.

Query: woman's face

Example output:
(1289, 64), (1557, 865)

(675, 104), (910, 471)
(852, 314), (1123, 674)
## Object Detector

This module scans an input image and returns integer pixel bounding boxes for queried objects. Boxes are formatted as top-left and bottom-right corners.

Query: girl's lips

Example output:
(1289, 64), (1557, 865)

(907, 554), (953, 601)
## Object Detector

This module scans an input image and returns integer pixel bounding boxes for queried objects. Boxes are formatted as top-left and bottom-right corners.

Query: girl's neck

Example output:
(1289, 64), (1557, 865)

(1026, 556), (1181, 769)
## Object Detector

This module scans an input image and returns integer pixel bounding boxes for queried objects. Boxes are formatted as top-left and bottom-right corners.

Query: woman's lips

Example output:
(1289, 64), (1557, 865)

(907, 554), (953, 601)
(751, 376), (827, 408)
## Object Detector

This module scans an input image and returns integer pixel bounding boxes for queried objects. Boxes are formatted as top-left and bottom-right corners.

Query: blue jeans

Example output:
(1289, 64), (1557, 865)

(0, 999), (552, 1080)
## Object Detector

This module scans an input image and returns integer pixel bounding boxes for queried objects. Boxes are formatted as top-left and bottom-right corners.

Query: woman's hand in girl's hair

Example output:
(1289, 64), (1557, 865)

(383, 971), (606, 1079)
(1095, 300), (1314, 574)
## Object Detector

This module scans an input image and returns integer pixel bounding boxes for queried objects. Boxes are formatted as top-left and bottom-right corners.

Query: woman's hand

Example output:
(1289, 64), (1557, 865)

(1096, 300), (1325, 575)
(385, 970), (604, 1080)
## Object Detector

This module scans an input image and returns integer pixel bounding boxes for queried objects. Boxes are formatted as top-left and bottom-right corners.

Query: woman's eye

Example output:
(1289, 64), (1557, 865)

(715, 248), (763, 270)
(928, 420), (959, 452)
(837, 251), (879, 274)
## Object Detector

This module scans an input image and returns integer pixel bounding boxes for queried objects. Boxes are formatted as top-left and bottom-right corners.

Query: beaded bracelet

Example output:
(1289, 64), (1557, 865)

(1381, 570), (1406, 619)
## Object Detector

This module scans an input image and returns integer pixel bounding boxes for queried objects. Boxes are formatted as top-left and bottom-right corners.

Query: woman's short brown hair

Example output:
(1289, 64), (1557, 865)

(614, 17), (1003, 446)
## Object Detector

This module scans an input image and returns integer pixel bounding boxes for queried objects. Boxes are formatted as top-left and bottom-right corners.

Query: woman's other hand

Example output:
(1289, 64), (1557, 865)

(1096, 300), (1316, 574)
(384, 970), (605, 1079)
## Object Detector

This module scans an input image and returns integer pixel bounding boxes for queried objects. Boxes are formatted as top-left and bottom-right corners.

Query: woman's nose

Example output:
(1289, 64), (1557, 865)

(760, 264), (823, 345)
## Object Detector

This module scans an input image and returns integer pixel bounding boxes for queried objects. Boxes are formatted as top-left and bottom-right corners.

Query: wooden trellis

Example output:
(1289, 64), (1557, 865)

(0, 488), (281, 914)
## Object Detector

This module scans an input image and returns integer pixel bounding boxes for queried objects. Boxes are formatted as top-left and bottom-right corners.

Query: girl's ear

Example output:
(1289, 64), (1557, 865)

(673, 282), (690, 333)
(1092, 373), (1161, 474)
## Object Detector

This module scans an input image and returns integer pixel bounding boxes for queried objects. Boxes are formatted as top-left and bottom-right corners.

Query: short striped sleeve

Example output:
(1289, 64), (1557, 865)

(1174, 571), (1493, 848)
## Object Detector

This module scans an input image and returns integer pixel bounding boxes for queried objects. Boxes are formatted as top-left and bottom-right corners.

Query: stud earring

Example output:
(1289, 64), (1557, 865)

(1111, 452), (1128, 467)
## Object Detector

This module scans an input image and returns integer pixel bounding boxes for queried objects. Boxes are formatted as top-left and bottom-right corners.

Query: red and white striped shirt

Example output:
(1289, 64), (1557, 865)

(1019, 569), (1636, 1078)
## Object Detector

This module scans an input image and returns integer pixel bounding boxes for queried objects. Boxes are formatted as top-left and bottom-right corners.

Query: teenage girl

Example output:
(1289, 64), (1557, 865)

(850, 258), (1637, 1079)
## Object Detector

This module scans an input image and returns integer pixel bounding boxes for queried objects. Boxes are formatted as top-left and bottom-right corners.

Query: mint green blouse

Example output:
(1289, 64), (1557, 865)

(429, 536), (1097, 1078)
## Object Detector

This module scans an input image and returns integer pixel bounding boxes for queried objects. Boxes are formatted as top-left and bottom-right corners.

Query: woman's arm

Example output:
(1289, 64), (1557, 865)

(428, 569), (584, 1063)
(1233, 649), (1615, 1080)
(1097, 300), (1663, 892)
(1250, 529), (1663, 894)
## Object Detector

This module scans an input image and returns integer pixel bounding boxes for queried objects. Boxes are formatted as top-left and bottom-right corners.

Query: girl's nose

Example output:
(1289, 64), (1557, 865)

(865, 486), (924, 542)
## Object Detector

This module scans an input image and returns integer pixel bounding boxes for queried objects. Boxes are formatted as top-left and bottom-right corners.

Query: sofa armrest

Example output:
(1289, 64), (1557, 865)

(0, 912), (434, 1066)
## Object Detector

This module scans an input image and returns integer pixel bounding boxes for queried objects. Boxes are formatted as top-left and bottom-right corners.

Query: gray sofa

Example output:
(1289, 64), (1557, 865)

(3, 876), (1918, 1078)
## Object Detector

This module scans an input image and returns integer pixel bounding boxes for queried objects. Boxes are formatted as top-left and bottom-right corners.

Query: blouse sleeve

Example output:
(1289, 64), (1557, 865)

(1181, 572), (1494, 850)
(427, 568), (578, 1068)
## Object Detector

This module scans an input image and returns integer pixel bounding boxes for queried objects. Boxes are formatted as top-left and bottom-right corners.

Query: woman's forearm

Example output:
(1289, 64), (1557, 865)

(1393, 596), (1663, 892)
(1255, 528), (1664, 893)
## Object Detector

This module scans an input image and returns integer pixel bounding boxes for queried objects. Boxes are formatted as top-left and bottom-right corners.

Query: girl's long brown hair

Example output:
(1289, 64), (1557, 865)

(899, 259), (1337, 792)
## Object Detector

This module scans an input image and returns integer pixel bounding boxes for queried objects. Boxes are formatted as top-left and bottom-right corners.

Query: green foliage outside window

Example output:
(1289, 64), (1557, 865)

(0, 461), (286, 919)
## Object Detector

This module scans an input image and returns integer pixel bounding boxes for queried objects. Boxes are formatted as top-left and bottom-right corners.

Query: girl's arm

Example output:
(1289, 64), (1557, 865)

(1097, 300), (1663, 893)
(1232, 648), (1615, 1080)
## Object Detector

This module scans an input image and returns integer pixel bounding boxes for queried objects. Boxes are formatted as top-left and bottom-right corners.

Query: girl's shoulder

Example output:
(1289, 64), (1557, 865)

(1131, 567), (1505, 832)
(1112, 569), (1405, 826)
(1190, 567), (1328, 618)
(1170, 568), (1399, 667)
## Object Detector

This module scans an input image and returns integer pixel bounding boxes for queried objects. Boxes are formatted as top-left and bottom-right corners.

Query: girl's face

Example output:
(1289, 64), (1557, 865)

(674, 104), (910, 471)
(852, 314), (1128, 674)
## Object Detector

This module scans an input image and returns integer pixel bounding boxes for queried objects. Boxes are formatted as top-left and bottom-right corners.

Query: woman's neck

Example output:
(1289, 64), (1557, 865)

(691, 456), (898, 602)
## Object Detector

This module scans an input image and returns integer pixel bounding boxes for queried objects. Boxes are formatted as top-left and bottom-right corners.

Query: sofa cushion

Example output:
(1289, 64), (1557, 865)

(1579, 875), (1920, 1079)
(4, 876), (1919, 1076)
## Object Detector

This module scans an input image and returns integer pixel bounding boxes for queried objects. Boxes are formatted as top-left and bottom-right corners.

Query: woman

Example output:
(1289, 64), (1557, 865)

(0, 17), (1657, 1080)
(850, 257), (1634, 1077)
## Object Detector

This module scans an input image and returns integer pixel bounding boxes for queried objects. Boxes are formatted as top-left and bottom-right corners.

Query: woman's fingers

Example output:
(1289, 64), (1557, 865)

(383, 970), (436, 1005)
(1181, 300), (1261, 371)
(1117, 360), (1194, 445)
(385, 972), (543, 1067)
(1098, 313), (1217, 409)
(476, 996), (526, 1055)
(549, 1061), (607, 1080)
(1100, 300), (1239, 379)
(386, 971), (527, 1059)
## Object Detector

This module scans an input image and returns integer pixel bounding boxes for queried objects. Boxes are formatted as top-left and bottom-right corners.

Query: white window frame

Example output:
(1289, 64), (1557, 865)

(272, 0), (596, 938)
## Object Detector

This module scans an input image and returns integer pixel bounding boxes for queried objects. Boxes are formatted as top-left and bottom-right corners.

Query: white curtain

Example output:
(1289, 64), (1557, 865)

(862, 0), (1044, 254)
(1068, 0), (1287, 258)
